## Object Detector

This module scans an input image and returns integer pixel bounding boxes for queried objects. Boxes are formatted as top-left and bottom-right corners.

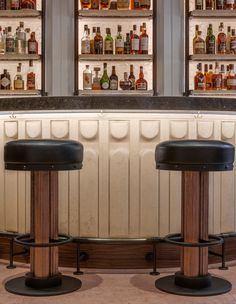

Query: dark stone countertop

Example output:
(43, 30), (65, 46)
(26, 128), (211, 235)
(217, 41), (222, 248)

(0, 96), (236, 112)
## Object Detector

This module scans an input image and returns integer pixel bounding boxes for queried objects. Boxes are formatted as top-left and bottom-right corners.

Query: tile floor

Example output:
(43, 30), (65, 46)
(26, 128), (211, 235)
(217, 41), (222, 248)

(0, 261), (236, 303)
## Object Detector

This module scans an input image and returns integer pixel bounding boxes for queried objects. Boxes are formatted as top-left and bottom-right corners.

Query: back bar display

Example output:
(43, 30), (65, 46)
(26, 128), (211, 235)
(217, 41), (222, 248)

(185, 0), (236, 96)
(75, 0), (156, 96)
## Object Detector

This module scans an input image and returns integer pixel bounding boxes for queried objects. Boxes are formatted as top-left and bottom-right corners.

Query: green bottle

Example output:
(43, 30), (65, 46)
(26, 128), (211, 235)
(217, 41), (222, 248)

(100, 63), (110, 90)
(104, 28), (113, 55)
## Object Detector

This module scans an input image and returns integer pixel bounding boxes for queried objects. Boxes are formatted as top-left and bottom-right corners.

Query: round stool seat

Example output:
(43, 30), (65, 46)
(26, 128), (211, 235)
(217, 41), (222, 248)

(4, 139), (83, 171)
(155, 140), (235, 171)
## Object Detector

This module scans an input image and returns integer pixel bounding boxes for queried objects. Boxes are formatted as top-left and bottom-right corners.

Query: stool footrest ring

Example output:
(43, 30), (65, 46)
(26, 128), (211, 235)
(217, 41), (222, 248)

(14, 233), (72, 248)
(164, 233), (223, 248)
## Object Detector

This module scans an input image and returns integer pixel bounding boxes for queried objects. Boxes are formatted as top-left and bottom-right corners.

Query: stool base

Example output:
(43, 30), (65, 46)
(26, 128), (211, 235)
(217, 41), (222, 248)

(155, 275), (232, 297)
(5, 275), (82, 297)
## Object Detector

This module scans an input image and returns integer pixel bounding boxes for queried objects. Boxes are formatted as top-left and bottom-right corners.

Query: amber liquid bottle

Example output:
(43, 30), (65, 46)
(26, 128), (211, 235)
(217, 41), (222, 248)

(80, 0), (91, 9)
(195, 0), (203, 9)
(225, 0), (235, 9)
(21, 0), (36, 9)
(212, 62), (222, 90)
(139, 0), (150, 9)
(94, 27), (103, 54)
(194, 63), (205, 90)
(216, 0), (225, 9)
(217, 22), (227, 54)
(205, 0), (215, 9)
(136, 66), (147, 90)
(91, 0), (99, 9)
(100, 0), (110, 9)
(28, 32), (38, 54)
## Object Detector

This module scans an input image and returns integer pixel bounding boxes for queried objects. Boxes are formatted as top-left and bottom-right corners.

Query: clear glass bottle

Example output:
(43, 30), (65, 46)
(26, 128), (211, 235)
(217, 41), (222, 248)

(136, 66), (147, 90)
(104, 28), (113, 55)
(14, 63), (24, 90)
(217, 22), (227, 54)
(225, 0), (235, 10)
(16, 22), (26, 54)
(81, 25), (90, 54)
(92, 67), (101, 90)
(115, 25), (124, 55)
(83, 65), (92, 90)
(100, 62), (110, 90)
(109, 66), (118, 90)
(140, 22), (148, 54)
(28, 32), (38, 54)
(6, 26), (15, 54)
(27, 59), (36, 90)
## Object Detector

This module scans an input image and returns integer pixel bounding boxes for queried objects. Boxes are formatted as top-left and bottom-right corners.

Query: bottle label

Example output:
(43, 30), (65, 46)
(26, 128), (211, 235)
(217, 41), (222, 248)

(82, 0), (90, 3)
(1, 77), (10, 88)
(218, 42), (226, 53)
(101, 0), (109, 4)
(141, 37), (148, 51)
(124, 42), (130, 54)
(94, 40), (103, 54)
(117, 0), (130, 9)
(14, 79), (24, 89)
(196, 0), (202, 4)
(226, 0), (234, 4)
(213, 76), (222, 89)
(140, 0), (150, 6)
(82, 40), (90, 54)
(28, 41), (37, 53)
(230, 39), (236, 50)
(0, 0), (5, 9)
(116, 39), (124, 48)
(101, 81), (109, 89)
(131, 38), (139, 51)
(11, 0), (20, 8)
(105, 40), (113, 51)
(194, 42), (205, 50)
(110, 79), (118, 90)
(6, 38), (15, 53)
(27, 72), (36, 90)
(91, 0), (99, 8)
(197, 82), (205, 89)
(227, 78), (236, 86)
(216, 0), (224, 8)
(206, 40), (215, 54)
(136, 81), (147, 90)
(83, 72), (92, 89)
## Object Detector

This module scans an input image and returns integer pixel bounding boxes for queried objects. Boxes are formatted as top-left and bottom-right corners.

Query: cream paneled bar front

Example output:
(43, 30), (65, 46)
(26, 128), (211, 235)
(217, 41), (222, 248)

(1, 110), (235, 241)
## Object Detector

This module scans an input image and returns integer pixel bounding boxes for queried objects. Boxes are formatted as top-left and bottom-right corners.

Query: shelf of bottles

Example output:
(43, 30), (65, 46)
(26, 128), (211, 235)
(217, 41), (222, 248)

(76, 0), (155, 96)
(0, 0), (45, 96)
(186, 0), (236, 97)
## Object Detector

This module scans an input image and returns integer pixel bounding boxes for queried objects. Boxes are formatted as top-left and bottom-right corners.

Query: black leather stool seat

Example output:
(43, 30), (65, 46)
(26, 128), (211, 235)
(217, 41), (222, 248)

(155, 140), (235, 171)
(4, 139), (83, 171)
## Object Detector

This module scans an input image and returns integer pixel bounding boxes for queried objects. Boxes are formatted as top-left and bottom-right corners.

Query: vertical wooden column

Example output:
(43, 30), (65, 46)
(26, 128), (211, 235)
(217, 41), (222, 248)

(181, 171), (209, 278)
(30, 171), (59, 279)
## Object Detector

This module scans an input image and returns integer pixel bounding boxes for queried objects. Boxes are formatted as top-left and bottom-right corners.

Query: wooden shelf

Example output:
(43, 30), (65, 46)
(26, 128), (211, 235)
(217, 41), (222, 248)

(78, 90), (154, 96)
(0, 9), (41, 18)
(0, 90), (41, 96)
(79, 54), (153, 61)
(189, 10), (236, 18)
(78, 9), (153, 18)
(0, 54), (41, 61)
(190, 90), (236, 96)
(189, 54), (236, 61)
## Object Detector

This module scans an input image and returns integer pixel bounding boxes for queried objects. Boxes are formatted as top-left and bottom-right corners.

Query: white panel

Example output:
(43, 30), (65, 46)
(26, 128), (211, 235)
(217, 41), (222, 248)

(197, 122), (214, 139)
(26, 121), (42, 139)
(222, 122), (235, 140)
(51, 120), (69, 139)
(140, 121), (160, 141)
(4, 121), (18, 139)
(170, 121), (188, 139)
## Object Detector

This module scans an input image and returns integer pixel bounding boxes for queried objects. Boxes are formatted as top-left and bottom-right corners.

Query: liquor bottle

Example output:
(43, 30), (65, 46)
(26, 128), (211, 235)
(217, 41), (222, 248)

(131, 0), (140, 9)
(117, 0), (130, 10)
(195, 0), (203, 9)
(6, 26), (15, 54)
(0, 69), (11, 90)
(91, 0), (99, 9)
(206, 24), (215, 54)
(14, 64), (24, 90)
(90, 27), (96, 54)
(205, 0), (214, 9)
(225, 0), (235, 9)
(92, 67), (101, 90)
(100, 0), (110, 9)
(28, 32), (38, 54)
(140, 22), (148, 54)
(11, 0), (21, 9)
(193, 31), (205, 54)
(220, 64), (227, 89)
(230, 29), (236, 54)
(115, 25), (124, 54)
(226, 26), (231, 54)
(129, 64), (136, 90)
(16, 22), (26, 54)
(104, 28), (113, 55)
(212, 62), (222, 90)
(139, 0), (150, 9)
(194, 63), (205, 90)
(0, 0), (5, 10)
(206, 64), (214, 90)
(227, 64), (236, 90)
(204, 64), (209, 90)
(0, 27), (4, 55)
(5, 0), (11, 9)
(109, 66), (118, 90)
(83, 65), (92, 90)
(27, 60), (36, 90)
(124, 33), (131, 54)
(120, 72), (132, 90)
(131, 25), (139, 54)
(94, 27), (103, 54)
(80, 0), (91, 9)
(100, 63), (110, 90)
(21, 0), (36, 9)
(216, 0), (224, 9)
(81, 25), (90, 54)
(217, 22), (227, 54)
(136, 66), (147, 90)
(25, 28), (31, 53)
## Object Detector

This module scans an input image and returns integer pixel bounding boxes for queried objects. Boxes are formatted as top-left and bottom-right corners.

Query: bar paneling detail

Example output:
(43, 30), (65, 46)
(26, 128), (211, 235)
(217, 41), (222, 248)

(1, 113), (236, 238)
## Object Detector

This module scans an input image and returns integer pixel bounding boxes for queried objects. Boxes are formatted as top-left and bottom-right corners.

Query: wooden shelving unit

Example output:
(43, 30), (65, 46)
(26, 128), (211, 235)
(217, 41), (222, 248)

(0, 90), (41, 96)
(79, 89), (154, 96)
(0, 54), (41, 61)
(79, 54), (153, 62)
(190, 10), (236, 18)
(189, 54), (236, 61)
(78, 9), (153, 18)
(0, 9), (41, 18)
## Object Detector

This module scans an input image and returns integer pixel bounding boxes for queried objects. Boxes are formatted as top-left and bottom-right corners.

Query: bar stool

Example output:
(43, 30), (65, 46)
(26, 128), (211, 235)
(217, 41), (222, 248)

(155, 140), (235, 297)
(4, 139), (83, 297)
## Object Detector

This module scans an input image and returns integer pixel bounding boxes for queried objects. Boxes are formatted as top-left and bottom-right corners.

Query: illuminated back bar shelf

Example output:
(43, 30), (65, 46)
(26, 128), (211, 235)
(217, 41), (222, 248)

(78, 9), (153, 18)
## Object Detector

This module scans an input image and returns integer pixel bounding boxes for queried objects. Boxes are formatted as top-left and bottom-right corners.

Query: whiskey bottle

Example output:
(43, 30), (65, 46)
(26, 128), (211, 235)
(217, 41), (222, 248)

(21, 0), (36, 9)
(139, 0), (150, 9)
(120, 72), (132, 90)
(16, 22), (26, 54)
(81, 25), (90, 54)
(83, 65), (92, 90)
(100, 0), (110, 9)
(220, 64), (227, 90)
(80, 0), (91, 9)
(91, 0), (99, 9)
(217, 22), (226, 54)
(131, 25), (139, 54)
(117, 0), (130, 10)
(226, 26), (231, 54)
(90, 27), (96, 54)
(11, 0), (21, 10)
(100, 62), (110, 90)
(212, 62), (222, 90)
(27, 60), (36, 90)
(205, 64), (213, 90)
(0, 69), (11, 90)
(227, 64), (236, 90)
(5, 0), (11, 10)
(0, 0), (5, 10)
(109, 66), (118, 90)
(6, 27), (15, 54)
(230, 29), (236, 54)
(193, 31), (205, 54)
(0, 27), (4, 55)
(131, 0), (140, 9)
(115, 25), (124, 55)
(104, 28), (113, 55)
(194, 63), (205, 90)
(195, 0), (203, 9)
(14, 64), (24, 90)
(92, 67), (101, 90)
(216, 0), (224, 9)
(94, 27), (103, 54)
(124, 33), (131, 54)
(205, 0), (214, 9)
(140, 22), (148, 54)
(225, 0), (235, 10)
(205, 24), (215, 54)
(136, 66), (147, 90)
(129, 64), (136, 90)
(28, 32), (38, 54)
